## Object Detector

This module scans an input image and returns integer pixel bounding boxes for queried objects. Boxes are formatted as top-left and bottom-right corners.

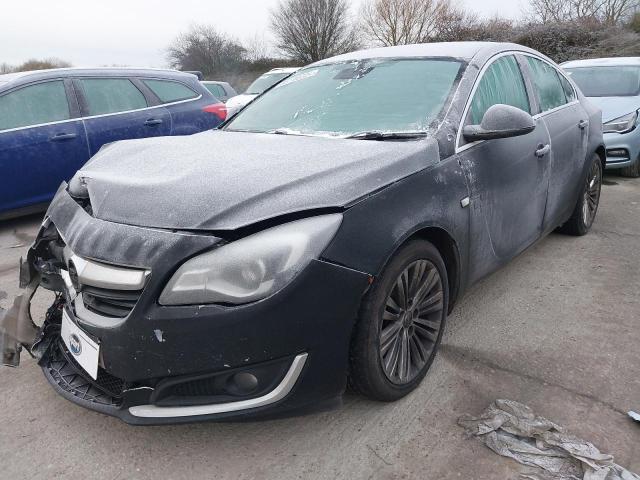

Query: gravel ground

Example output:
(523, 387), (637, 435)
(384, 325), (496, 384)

(0, 175), (638, 480)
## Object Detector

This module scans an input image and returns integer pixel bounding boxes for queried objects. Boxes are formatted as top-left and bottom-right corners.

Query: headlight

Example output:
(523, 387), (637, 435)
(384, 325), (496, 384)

(603, 110), (639, 134)
(159, 214), (343, 306)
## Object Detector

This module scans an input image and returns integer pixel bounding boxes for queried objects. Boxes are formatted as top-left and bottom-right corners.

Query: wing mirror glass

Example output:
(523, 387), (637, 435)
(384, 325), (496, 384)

(463, 104), (536, 141)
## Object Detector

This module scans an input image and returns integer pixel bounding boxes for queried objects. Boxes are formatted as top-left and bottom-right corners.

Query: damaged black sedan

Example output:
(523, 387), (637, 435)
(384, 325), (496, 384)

(1, 42), (604, 424)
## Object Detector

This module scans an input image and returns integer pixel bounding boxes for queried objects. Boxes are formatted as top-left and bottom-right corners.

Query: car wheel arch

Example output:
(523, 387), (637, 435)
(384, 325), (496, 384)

(371, 225), (461, 314)
(595, 145), (606, 172)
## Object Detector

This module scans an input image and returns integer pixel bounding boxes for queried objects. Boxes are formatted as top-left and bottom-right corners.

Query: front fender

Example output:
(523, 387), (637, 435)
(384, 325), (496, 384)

(322, 156), (470, 289)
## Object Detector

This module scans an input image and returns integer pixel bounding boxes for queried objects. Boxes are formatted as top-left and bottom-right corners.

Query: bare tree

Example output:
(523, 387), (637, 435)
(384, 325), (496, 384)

(527, 0), (639, 25)
(527, 0), (580, 22)
(167, 25), (246, 79)
(435, 14), (515, 42)
(243, 33), (274, 63)
(600, 0), (640, 25)
(360, 0), (489, 45)
(270, 0), (359, 63)
(360, 0), (453, 45)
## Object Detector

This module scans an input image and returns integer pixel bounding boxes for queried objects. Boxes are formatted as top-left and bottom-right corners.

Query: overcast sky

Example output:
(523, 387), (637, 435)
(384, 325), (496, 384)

(0, 0), (525, 68)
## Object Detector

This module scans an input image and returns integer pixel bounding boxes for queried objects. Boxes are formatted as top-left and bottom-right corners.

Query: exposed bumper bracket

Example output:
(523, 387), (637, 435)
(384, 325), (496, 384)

(0, 277), (41, 367)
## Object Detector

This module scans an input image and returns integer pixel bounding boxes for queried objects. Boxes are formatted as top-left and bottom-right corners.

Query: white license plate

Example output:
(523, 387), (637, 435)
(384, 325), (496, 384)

(61, 310), (100, 380)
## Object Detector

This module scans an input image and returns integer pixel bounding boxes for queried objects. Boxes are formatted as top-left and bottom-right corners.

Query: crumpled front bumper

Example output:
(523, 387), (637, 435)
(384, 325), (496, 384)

(1, 186), (371, 424)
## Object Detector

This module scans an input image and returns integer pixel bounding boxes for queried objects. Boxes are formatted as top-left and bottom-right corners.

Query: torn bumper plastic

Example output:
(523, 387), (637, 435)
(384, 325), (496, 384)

(0, 275), (40, 367)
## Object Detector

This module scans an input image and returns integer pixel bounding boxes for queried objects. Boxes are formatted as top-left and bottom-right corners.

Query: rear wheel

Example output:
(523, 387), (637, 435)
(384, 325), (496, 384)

(620, 158), (640, 178)
(348, 240), (448, 401)
(558, 154), (602, 236)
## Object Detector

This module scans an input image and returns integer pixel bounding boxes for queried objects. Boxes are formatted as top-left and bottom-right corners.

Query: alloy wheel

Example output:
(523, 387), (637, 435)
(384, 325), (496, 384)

(582, 160), (602, 228)
(379, 259), (444, 385)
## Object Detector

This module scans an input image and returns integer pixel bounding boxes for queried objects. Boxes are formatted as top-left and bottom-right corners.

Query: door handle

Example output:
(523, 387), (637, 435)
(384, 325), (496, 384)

(578, 120), (589, 130)
(144, 118), (163, 126)
(535, 144), (551, 158)
(50, 132), (78, 142)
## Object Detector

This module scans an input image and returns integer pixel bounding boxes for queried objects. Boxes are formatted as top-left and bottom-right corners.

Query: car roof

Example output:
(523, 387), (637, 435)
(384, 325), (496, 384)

(202, 80), (230, 85)
(310, 42), (542, 67)
(0, 67), (198, 90)
(563, 57), (640, 68)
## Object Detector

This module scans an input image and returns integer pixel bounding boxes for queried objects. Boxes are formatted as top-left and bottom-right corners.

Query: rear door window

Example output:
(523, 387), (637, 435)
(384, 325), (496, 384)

(526, 57), (568, 112)
(143, 79), (198, 103)
(78, 78), (147, 116)
(468, 55), (530, 125)
(0, 80), (70, 131)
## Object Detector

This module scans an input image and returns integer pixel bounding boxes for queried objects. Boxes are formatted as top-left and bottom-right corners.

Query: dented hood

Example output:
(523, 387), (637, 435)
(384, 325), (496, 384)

(72, 130), (439, 231)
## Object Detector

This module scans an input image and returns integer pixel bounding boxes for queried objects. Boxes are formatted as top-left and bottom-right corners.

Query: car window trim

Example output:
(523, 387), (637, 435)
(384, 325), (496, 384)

(130, 77), (162, 106)
(63, 78), (82, 118)
(78, 95), (202, 122)
(141, 77), (199, 104)
(455, 51), (578, 154)
(514, 54), (541, 115)
(0, 90), (201, 134)
(0, 78), (78, 133)
(73, 76), (150, 117)
(521, 54), (577, 115)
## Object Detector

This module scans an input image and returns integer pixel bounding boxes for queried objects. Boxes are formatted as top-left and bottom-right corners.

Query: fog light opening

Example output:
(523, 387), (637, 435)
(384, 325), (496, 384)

(607, 148), (629, 158)
(228, 372), (259, 395)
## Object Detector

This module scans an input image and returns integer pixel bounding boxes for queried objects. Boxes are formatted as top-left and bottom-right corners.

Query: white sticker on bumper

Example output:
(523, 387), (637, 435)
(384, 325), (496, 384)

(61, 310), (100, 380)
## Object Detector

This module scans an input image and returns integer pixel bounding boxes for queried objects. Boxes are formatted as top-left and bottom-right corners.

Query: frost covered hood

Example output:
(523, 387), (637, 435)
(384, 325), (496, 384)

(72, 130), (439, 231)
(586, 96), (640, 123)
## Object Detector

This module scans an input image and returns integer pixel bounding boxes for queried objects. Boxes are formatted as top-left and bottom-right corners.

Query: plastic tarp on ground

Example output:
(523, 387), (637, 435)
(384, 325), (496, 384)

(458, 399), (639, 480)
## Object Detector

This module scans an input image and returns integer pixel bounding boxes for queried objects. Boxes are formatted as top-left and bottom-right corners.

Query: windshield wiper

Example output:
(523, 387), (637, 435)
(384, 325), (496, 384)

(345, 131), (430, 140)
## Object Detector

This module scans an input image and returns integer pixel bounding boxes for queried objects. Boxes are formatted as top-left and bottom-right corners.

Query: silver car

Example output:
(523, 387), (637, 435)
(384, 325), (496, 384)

(201, 81), (238, 103)
(225, 67), (299, 117)
(564, 57), (640, 177)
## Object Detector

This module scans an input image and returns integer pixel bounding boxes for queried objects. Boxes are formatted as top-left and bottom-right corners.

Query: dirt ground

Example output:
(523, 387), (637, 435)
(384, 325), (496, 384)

(0, 175), (638, 480)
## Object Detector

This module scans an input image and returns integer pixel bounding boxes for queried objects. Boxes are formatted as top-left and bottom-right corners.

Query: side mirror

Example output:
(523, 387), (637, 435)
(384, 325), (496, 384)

(463, 104), (536, 141)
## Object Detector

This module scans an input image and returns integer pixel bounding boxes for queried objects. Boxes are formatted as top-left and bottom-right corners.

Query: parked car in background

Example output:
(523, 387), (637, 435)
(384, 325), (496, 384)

(8, 42), (604, 424)
(564, 57), (640, 177)
(201, 81), (237, 102)
(225, 67), (299, 117)
(0, 68), (227, 219)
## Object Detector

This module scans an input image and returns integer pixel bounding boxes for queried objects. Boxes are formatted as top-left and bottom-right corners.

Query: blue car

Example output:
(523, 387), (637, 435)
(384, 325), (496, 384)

(564, 58), (640, 177)
(0, 68), (227, 219)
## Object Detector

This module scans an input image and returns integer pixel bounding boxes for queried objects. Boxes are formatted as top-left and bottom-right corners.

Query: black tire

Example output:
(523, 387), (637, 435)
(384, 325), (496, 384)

(620, 158), (640, 178)
(558, 154), (603, 236)
(348, 240), (448, 402)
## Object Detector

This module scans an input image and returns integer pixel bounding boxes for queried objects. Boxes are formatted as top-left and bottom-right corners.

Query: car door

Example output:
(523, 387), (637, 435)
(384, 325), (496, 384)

(74, 77), (171, 155)
(457, 54), (552, 283)
(523, 56), (589, 231)
(0, 79), (90, 214)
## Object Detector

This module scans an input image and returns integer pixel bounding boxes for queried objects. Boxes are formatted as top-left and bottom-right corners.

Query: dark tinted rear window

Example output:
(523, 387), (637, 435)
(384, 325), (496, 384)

(144, 79), (198, 103)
